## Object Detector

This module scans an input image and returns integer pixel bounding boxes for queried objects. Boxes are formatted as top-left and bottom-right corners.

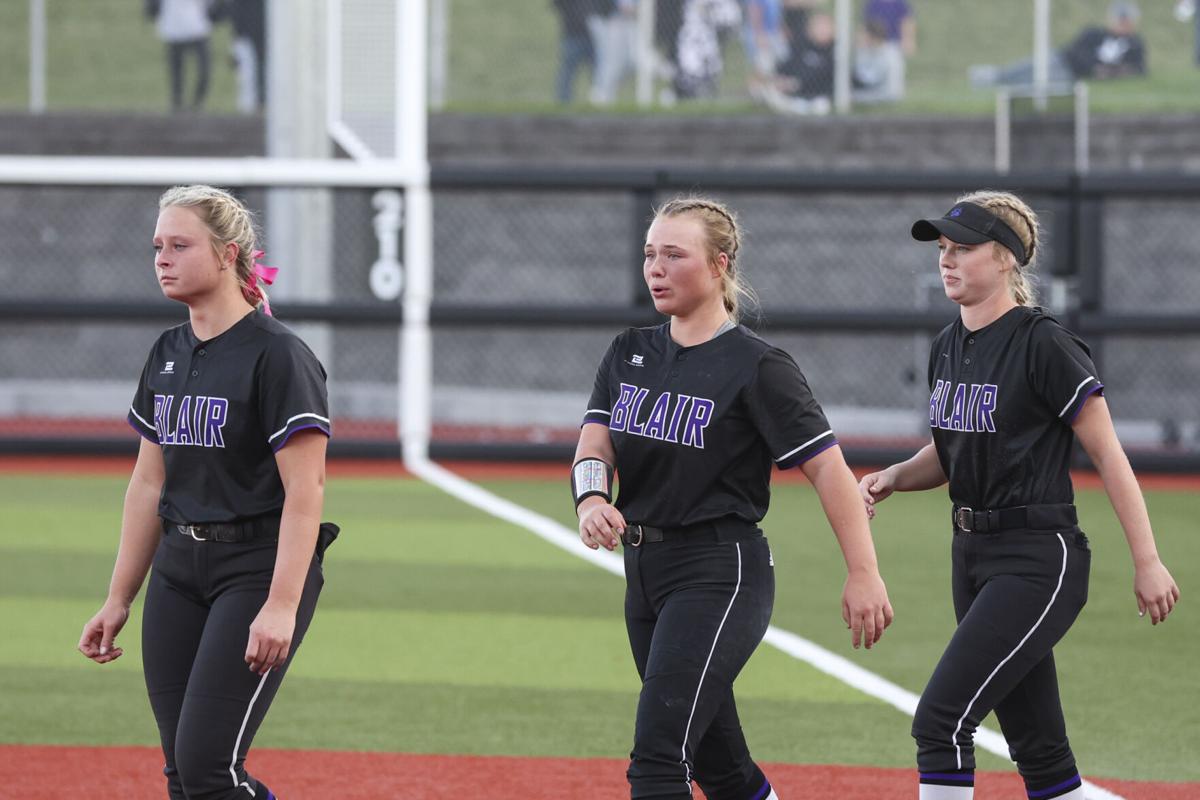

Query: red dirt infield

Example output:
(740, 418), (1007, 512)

(3, 454), (1200, 492)
(3, 745), (1194, 799)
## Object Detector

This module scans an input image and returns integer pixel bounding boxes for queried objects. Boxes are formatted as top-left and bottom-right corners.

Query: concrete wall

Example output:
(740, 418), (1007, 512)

(2, 111), (1197, 172)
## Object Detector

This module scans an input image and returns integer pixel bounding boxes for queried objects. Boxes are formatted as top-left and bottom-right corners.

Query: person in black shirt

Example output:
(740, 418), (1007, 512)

(79, 184), (334, 800)
(573, 196), (894, 800)
(969, 1), (1146, 88)
(859, 190), (1179, 800)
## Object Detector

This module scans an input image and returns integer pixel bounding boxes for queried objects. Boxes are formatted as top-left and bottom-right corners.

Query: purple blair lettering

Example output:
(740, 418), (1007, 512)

(160, 395), (176, 444)
(610, 383), (637, 432)
(929, 380), (945, 429)
(949, 384), (967, 431)
(642, 392), (671, 440)
(175, 396), (193, 445)
(626, 388), (650, 436)
(206, 398), (228, 448)
(978, 385), (998, 432)
(680, 398), (715, 448)
(938, 381), (955, 430)
(153, 394), (167, 441)
(666, 395), (692, 443)
(965, 384), (982, 432)
(193, 396), (210, 446)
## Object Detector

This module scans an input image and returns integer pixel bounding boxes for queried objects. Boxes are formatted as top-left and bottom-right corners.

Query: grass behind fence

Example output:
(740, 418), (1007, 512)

(0, 0), (1196, 115)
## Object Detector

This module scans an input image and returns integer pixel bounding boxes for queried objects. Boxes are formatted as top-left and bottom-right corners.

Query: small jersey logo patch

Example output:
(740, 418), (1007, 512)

(161, 361), (175, 374)
(627, 354), (645, 367)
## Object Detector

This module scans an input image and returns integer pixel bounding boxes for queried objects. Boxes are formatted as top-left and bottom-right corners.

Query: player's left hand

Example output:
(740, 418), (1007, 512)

(842, 568), (895, 650)
(1133, 558), (1180, 625)
(245, 600), (297, 675)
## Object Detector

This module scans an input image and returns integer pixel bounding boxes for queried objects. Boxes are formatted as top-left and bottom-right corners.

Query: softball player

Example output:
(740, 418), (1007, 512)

(858, 191), (1180, 800)
(574, 196), (894, 800)
(78, 185), (335, 800)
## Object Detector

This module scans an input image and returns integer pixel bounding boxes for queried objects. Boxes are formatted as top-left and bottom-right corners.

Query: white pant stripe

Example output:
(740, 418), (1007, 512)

(229, 669), (272, 790)
(679, 542), (743, 789)
(951, 534), (1069, 768)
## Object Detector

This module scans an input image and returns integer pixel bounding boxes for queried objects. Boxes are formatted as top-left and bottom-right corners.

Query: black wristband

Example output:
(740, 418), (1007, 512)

(571, 457), (613, 509)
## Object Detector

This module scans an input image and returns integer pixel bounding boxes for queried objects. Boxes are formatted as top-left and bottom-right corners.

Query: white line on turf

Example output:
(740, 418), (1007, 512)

(406, 457), (1125, 800)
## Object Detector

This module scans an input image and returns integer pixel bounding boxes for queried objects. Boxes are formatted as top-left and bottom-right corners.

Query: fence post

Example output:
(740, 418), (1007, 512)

(29, 0), (46, 113)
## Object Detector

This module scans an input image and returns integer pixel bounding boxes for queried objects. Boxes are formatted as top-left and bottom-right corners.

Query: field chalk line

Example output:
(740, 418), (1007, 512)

(408, 457), (1124, 800)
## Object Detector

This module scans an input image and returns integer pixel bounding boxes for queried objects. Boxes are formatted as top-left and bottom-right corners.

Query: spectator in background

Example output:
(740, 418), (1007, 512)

(214, 0), (266, 113)
(741, 0), (787, 102)
(553, 0), (597, 104)
(591, 0), (638, 105)
(853, 17), (903, 104)
(652, 0), (686, 103)
(673, 0), (742, 100)
(145, 0), (215, 112)
(774, 11), (834, 114)
(970, 1), (1145, 88)
(862, 0), (914, 100)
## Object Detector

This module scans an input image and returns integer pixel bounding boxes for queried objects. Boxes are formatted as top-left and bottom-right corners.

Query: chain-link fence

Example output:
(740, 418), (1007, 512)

(2, 172), (1199, 465)
(3, 1), (1198, 116)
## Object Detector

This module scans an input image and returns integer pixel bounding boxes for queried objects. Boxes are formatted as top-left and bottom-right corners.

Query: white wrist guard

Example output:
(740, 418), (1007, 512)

(571, 458), (613, 509)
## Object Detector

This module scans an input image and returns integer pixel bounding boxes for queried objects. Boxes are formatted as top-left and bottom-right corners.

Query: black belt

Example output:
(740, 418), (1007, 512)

(620, 520), (760, 547)
(164, 516), (281, 543)
(952, 504), (1077, 534)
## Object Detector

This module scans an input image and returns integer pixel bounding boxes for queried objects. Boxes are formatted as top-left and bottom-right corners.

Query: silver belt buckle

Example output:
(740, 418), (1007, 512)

(955, 507), (974, 532)
(626, 524), (644, 547)
(177, 524), (209, 542)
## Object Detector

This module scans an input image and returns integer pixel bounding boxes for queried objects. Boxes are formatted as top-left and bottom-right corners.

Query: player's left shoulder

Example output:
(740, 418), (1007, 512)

(250, 313), (327, 371)
(1022, 306), (1094, 359)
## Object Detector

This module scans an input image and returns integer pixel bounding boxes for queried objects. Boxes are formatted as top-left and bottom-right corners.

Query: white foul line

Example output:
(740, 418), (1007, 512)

(405, 456), (1124, 800)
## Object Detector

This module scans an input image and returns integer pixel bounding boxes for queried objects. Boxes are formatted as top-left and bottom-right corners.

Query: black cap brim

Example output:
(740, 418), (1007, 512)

(911, 218), (993, 245)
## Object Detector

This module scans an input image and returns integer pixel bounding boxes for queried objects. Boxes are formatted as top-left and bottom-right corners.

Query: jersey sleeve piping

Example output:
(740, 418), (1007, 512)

(127, 406), (159, 442)
(1063, 381), (1104, 423)
(775, 429), (836, 468)
(581, 408), (612, 427)
(267, 412), (332, 444)
(1057, 376), (1102, 419)
(271, 422), (332, 452)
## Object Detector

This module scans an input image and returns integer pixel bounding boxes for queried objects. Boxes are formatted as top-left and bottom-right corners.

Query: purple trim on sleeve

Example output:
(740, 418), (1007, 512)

(126, 416), (159, 444)
(271, 423), (331, 452)
(1066, 383), (1104, 424)
(581, 415), (611, 428)
(778, 438), (839, 470)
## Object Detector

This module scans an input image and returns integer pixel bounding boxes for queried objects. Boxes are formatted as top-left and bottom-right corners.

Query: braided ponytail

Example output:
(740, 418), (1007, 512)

(957, 190), (1041, 307)
(653, 196), (757, 323)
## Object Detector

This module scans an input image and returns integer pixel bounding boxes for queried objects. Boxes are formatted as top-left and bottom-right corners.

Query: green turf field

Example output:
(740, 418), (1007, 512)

(0, 0), (1196, 115)
(1, 471), (1195, 782)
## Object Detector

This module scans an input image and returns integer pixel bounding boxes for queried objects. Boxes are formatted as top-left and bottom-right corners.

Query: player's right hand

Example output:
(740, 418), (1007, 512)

(78, 601), (131, 664)
(578, 498), (626, 552)
(857, 469), (897, 519)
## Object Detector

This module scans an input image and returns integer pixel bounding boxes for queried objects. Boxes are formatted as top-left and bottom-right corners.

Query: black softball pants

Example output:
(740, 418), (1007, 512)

(142, 528), (323, 800)
(623, 527), (775, 800)
(912, 527), (1091, 787)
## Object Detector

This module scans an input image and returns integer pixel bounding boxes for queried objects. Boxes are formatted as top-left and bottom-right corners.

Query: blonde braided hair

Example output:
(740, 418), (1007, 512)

(158, 185), (268, 311)
(653, 196), (757, 323)
(957, 190), (1041, 307)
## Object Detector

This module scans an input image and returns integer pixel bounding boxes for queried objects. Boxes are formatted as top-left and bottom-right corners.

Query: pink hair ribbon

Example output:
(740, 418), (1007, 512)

(250, 249), (278, 316)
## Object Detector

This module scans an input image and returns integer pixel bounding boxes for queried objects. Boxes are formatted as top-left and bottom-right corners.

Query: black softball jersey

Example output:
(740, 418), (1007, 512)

(127, 309), (331, 524)
(927, 306), (1103, 510)
(583, 322), (835, 528)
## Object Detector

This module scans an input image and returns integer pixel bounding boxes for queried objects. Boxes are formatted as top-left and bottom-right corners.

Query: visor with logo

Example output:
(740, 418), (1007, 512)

(911, 202), (1029, 266)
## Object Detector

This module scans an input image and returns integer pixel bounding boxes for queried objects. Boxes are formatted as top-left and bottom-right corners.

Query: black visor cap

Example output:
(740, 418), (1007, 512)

(911, 202), (1028, 265)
